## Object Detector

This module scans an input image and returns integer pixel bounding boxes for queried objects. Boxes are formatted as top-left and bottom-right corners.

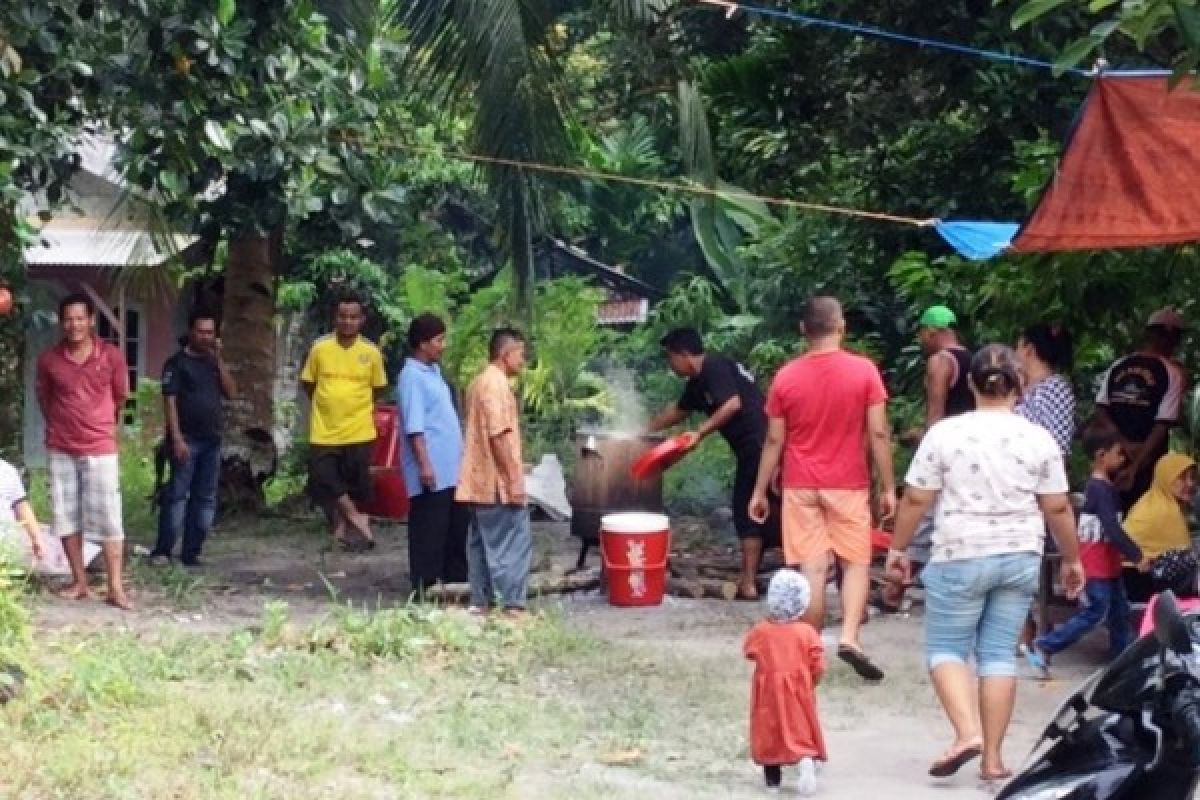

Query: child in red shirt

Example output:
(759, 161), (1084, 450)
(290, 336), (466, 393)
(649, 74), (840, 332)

(744, 568), (827, 794)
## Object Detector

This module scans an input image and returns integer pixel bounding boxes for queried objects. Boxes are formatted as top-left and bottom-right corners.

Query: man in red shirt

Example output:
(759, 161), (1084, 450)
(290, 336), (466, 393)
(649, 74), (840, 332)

(35, 293), (132, 609)
(750, 296), (895, 681)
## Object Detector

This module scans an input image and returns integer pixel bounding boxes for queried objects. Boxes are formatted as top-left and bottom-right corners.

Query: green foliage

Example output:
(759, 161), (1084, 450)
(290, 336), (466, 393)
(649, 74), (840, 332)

(0, 540), (32, 662)
(118, 443), (159, 541)
(689, 183), (773, 312)
(264, 467), (307, 509)
(663, 436), (735, 515)
(104, 0), (408, 242)
(259, 597), (563, 672)
(295, 249), (408, 348)
(438, 272), (612, 462)
(398, 0), (574, 310)
(0, 2), (98, 226)
(127, 560), (212, 608)
(0, 1), (104, 456)
(566, 114), (682, 265)
(1010, 0), (1192, 74)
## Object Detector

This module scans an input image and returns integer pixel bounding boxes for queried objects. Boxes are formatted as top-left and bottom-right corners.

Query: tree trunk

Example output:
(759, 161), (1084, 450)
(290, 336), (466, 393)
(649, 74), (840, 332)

(220, 230), (281, 513)
(271, 308), (313, 461)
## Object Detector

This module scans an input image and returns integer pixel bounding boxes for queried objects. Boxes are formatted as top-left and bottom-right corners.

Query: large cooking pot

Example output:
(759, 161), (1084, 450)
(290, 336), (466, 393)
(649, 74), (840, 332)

(570, 429), (666, 565)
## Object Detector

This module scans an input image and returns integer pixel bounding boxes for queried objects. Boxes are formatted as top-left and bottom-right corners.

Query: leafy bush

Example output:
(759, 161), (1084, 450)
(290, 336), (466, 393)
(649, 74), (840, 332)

(663, 436), (735, 516)
(0, 541), (31, 661)
(119, 441), (159, 541)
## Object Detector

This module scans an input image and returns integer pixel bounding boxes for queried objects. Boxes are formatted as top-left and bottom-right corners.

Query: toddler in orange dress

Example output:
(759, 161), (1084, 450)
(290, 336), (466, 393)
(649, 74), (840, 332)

(744, 568), (827, 794)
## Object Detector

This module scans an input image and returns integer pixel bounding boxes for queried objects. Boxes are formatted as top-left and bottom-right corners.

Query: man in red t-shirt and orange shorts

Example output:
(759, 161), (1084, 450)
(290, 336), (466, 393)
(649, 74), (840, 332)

(750, 296), (896, 681)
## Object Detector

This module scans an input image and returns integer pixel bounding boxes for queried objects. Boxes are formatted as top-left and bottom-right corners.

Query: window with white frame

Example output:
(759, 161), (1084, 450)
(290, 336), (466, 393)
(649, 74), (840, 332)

(97, 304), (143, 425)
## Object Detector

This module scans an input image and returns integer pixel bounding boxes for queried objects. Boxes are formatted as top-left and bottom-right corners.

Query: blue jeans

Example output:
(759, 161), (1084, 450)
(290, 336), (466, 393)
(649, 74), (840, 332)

(467, 504), (532, 609)
(154, 437), (221, 562)
(923, 552), (1041, 678)
(1036, 578), (1133, 660)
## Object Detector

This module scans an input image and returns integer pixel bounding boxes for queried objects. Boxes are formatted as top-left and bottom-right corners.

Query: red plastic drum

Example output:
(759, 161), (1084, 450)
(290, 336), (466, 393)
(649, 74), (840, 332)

(360, 404), (410, 520)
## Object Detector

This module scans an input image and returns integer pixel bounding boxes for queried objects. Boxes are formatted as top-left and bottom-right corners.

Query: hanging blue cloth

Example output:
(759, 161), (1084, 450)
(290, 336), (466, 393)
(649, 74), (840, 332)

(935, 221), (1020, 260)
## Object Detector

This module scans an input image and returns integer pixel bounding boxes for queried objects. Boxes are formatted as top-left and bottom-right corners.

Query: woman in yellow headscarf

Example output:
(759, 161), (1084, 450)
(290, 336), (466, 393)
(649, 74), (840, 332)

(1124, 452), (1197, 601)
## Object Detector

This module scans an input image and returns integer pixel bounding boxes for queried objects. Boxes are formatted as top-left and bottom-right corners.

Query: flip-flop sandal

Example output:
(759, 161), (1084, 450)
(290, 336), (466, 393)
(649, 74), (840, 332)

(837, 645), (885, 682)
(980, 768), (1013, 782)
(928, 744), (982, 777)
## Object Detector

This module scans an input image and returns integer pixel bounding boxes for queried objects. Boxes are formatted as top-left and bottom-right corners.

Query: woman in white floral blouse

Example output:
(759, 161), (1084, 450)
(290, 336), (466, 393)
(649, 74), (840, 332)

(888, 345), (1085, 782)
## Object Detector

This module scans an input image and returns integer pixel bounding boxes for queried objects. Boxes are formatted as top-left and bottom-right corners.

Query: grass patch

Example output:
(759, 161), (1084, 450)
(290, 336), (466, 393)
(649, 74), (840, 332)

(3, 603), (608, 799)
(125, 559), (213, 608)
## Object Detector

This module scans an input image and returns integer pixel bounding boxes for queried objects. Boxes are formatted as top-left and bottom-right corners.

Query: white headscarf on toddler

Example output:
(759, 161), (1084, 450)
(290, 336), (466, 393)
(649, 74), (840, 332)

(766, 568), (811, 623)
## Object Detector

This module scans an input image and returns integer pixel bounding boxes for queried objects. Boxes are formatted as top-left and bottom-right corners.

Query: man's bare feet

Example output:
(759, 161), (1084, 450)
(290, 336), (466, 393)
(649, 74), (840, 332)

(56, 583), (91, 601)
(736, 579), (759, 601)
(348, 511), (374, 543)
(979, 765), (1012, 782)
(105, 590), (134, 611)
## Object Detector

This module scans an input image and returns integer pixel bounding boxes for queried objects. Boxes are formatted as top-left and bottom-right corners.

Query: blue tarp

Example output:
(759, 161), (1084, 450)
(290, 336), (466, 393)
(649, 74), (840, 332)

(934, 221), (1020, 260)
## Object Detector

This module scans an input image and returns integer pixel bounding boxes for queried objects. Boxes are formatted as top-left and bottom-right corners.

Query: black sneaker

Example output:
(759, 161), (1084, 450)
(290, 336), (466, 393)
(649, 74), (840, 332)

(180, 557), (205, 569)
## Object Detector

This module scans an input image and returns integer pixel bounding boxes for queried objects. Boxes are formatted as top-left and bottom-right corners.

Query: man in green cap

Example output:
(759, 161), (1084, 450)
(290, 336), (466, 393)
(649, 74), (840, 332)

(882, 305), (974, 611)
(913, 305), (975, 428)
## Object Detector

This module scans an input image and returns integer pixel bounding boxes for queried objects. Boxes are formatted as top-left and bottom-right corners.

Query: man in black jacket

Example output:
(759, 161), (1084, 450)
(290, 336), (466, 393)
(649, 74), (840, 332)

(150, 310), (236, 566)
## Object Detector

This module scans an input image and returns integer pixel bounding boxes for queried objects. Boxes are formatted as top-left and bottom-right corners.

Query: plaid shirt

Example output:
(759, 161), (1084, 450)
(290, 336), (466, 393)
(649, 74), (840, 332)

(1016, 374), (1075, 456)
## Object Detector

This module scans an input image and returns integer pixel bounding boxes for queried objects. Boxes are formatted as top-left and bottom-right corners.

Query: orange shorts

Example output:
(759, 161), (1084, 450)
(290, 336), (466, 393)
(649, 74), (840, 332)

(781, 488), (872, 566)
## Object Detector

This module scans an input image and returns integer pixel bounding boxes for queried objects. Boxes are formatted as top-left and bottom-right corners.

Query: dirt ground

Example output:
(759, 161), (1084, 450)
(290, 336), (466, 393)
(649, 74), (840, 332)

(31, 514), (1112, 799)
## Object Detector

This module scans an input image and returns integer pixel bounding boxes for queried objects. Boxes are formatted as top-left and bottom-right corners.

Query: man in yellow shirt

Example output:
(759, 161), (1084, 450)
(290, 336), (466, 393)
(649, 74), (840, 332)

(301, 296), (387, 550)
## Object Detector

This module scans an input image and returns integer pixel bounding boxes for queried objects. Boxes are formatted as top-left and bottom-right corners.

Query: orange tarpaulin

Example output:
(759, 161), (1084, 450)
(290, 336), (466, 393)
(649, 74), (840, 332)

(1012, 76), (1200, 253)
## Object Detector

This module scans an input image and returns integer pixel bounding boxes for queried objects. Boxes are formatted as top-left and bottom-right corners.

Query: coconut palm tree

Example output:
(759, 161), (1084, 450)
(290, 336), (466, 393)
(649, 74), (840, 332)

(395, 0), (574, 315)
(390, 0), (720, 312)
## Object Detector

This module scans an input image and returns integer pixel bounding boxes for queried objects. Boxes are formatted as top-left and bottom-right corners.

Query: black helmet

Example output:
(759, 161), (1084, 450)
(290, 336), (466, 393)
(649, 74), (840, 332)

(1152, 549), (1200, 598)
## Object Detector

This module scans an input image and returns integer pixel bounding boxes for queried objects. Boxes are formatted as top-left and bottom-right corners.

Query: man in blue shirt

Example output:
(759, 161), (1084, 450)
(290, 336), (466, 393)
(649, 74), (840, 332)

(397, 313), (468, 593)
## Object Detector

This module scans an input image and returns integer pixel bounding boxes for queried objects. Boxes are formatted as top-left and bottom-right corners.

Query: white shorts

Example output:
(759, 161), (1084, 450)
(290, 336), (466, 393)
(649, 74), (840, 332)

(48, 452), (124, 542)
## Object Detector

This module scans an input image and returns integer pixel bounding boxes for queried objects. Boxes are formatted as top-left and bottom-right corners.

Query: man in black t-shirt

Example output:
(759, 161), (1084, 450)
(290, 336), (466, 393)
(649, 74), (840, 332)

(647, 328), (780, 600)
(150, 310), (236, 566)
(1096, 307), (1189, 509)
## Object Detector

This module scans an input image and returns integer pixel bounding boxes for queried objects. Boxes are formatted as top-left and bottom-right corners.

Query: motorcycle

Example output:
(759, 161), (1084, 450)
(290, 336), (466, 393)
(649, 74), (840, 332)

(998, 590), (1200, 799)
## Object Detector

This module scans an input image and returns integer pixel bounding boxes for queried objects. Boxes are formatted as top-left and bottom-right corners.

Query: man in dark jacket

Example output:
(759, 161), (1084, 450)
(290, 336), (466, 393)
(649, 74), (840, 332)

(150, 310), (236, 566)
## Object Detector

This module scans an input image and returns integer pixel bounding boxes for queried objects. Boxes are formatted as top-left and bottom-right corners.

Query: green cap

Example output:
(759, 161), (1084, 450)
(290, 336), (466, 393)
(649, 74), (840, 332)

(918, 305), (957, 329)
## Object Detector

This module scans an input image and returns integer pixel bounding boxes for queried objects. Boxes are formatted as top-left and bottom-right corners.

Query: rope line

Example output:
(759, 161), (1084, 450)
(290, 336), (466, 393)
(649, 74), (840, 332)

(697, 0), (1093, 76)
(334, 135), (936, 227)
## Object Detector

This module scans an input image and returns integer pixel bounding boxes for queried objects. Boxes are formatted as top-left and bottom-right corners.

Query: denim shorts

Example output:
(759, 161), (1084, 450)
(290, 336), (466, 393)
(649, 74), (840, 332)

(922, 552), (1041, 678)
